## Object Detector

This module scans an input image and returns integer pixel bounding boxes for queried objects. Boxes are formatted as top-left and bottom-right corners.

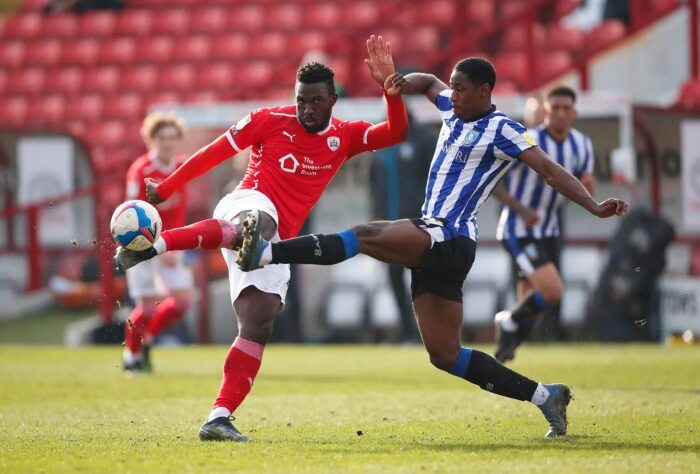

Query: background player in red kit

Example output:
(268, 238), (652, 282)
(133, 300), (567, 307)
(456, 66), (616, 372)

(116, 36), (408, 441)
(122, 113), (194, 372)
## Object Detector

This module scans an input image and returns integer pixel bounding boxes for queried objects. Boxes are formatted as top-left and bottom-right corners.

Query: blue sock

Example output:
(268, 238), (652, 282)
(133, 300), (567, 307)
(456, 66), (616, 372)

(337, 228), (359, 259)
(447, 347), (473, 378)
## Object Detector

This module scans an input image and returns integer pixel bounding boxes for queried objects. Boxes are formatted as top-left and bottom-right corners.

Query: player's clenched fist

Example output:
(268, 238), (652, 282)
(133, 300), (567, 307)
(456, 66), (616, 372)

(592, 198), (628, 218)
(144, 177), (164, 204)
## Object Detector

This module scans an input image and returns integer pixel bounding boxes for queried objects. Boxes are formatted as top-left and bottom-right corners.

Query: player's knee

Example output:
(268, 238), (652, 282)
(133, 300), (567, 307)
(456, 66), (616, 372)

(234, 288), (281, 344)
(426, 346), (459, 372)
(540, 280), (563, 304)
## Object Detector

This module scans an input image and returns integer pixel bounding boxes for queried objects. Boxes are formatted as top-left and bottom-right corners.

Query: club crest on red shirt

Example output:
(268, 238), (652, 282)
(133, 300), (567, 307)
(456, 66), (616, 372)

(327, 136), (340, 151)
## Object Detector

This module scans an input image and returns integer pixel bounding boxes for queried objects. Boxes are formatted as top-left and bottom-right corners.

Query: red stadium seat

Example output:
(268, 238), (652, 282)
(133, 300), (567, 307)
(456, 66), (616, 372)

(546, 25), (585, 55)
(101, 38), (137, 65)
(43, 14), (79, 38)
(494, 80), (519, 95)
(404, 26), (440, 55)
(45, 67), (83, 95)
(183, 90), (220, 104)
(4, 13), (42, 39)
(501, 24), (545, 52)
(61, 39), (100, 65)
(0, 16), (5, 37)
(191, 6), (228, 33)
(7, 68), (45, 95)
(342, 2), (379, 28)
(493, 52), (529, 89)
(196, 62), (236, 91)
(210, 33), (248, 60)
(89, 120), (127, 147)
(537, 50), (573, 82)
(121, 65), (159, 93)
(104, 93), (144, 120)
(65, 94), (104, 121)
(304, 3), (341, 29)
(83, 66), (120, 92)
(146, 91), (181, 107)
(173, 36), (212, 62)
(65, 119), (88, 139)
(268, 4), (303, 31)
(137, 36), (175, 64)
(500, 0), (530, 18)
(0, 69), (7, 94)
(160, 64), (196, 91)
(27, 95), (66, 124)
(152, 8), (190, 35)
(289, 31), (327, 57)
(586, 20), (626, 54)
(25, 39), (61, 66)
(327, 56), (350, 85)
(418, 0), (455, 27)
(0, 41), (26, 67)
(676, 79), (700, 111)
(0, 97), (28, 126)
(229, 5), (265, 32)
(467, 0), (496, 26)
(250, 32), (286, 59)
(235, 61), (273, 89)
(116, 9), (154, 36)
(79, 11), (117, 37)
(554, 0), (581, 18)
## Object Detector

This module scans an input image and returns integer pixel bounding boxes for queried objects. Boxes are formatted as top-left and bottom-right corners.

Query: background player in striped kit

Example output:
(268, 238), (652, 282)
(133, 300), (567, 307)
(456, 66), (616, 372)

(237, 57), (628, 438)
(493, 86), (595, 363)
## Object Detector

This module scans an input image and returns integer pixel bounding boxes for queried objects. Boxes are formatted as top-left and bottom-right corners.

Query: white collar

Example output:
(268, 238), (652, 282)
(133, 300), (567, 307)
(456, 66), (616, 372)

(149, 151), (176, 173)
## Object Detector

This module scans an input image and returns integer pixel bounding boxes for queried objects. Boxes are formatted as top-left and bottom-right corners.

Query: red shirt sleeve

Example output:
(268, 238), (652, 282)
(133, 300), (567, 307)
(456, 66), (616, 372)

(347, 92), (408, 157)
(157, 109), (270, 200)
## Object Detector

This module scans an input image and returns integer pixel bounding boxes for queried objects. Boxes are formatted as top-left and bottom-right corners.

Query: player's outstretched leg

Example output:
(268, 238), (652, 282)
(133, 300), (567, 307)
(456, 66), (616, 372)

(115, 218), (241, 271)
(415, 293), (571, 438)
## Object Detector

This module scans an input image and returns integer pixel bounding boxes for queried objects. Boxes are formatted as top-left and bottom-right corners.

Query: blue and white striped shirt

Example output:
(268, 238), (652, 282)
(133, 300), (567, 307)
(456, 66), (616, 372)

(422, 89), (536, 242)
(496, 125), (595, 241)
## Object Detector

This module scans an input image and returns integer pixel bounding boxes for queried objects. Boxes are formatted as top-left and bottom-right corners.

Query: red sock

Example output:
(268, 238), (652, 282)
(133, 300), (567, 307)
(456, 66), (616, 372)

(146, 296), (191, 338)
(214, 337), (264, 413)
(124, 302), (155, 354)
(160, 219), (237, 252)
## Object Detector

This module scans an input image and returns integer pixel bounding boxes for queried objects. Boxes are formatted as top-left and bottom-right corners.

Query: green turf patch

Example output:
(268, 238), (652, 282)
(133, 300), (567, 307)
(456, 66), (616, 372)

(0, 344), (697, 473)
(0, 308), (93, 345)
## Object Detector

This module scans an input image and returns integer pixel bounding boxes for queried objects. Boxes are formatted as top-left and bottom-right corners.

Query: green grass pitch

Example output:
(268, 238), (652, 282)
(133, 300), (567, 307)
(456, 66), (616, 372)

(1, 344), (698, 473)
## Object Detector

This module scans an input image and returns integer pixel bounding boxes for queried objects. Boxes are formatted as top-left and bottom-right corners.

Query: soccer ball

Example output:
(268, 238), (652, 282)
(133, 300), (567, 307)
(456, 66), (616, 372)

(110, 200), (162, 251)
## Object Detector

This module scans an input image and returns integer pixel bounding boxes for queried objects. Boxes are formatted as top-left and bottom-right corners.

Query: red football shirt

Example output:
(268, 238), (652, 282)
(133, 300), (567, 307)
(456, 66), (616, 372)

(125, 152), (187, 230)
(157, 92), (408, 239)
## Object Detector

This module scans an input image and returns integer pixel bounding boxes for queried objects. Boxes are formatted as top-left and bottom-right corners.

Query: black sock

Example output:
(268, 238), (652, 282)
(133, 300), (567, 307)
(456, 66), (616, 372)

(511, 291), (549, 323)
(271, 229), (359, 265)
(463, 350), (538, 401)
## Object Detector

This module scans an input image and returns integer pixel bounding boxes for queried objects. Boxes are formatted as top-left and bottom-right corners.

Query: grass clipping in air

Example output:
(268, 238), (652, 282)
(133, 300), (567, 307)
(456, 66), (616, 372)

(0, 344), (698, 473)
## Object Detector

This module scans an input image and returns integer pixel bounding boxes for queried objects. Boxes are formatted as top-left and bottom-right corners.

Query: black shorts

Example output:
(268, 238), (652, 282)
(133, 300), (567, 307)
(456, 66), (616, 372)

(409, 217), (477, 303)
(501, 236), (560, 279)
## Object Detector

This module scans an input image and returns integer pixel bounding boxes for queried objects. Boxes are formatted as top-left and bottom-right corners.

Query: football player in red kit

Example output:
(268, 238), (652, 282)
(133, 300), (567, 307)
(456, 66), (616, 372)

(122, 113), (194, 373)
(115, 36), (408, 441)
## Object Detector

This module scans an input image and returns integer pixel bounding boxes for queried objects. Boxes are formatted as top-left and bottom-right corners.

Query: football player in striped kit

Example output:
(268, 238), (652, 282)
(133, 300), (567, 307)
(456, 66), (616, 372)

(237, 57), (628, 438)
(493, 86), (595, 363)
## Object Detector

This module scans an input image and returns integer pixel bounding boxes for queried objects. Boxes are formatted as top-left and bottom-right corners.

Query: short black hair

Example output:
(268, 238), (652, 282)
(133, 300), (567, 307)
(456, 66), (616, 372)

(454, 57), (496, 90)
(297, 62), (336, 94)
(547, 85), (577, 103)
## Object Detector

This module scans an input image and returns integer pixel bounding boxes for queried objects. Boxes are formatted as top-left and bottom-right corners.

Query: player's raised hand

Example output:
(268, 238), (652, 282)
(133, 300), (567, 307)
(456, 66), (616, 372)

(364, 34), (396, 87)
(383, 72), (406, 96)
(592, 198), (628, 218)
(144, 177), (164, 204)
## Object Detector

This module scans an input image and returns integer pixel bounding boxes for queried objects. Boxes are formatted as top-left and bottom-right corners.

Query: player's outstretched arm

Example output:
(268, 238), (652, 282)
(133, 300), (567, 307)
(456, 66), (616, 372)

(519, 147), (627, 218)
(146, 134), (237, 204)
(359, 74), (409, 151)
(493, 182), (540, 227)
(397, 73), (449, 104)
